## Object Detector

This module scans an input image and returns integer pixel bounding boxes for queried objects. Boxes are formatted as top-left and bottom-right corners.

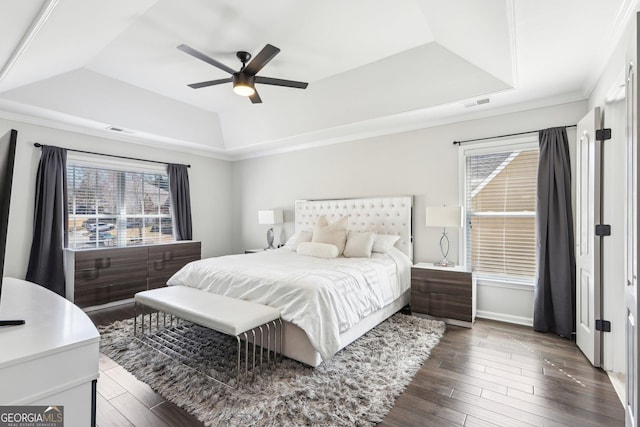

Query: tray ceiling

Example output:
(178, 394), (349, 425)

(0, 0), (630, 159)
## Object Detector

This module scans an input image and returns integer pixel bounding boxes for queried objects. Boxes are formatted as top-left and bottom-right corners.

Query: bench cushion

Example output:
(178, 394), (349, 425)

(135, 286), (280, 336)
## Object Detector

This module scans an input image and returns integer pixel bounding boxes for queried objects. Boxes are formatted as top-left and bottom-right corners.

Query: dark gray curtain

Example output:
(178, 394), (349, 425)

(534, 127), (576, 337)
(167, 163), (192, 240)
(26, 146), (68, 297)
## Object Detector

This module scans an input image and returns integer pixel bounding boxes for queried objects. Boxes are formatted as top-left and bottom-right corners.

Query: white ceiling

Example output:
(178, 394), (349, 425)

(0, 0), (632, 159)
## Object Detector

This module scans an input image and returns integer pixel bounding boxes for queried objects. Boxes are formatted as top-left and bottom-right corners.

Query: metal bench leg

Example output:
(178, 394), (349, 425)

(251, 329), (256, 380)
(236, 335), (241, 387)
(258, 326), (264, 372)
(265, 323), (271, 366)
(243, 332), (249, 380)
(272, 321), (278, 365)
(279, 318), (283, 363)
(134, 302), (138, 336)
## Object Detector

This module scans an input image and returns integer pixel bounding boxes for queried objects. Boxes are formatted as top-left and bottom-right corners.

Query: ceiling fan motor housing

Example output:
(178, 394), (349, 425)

(233, 72), (255, 88)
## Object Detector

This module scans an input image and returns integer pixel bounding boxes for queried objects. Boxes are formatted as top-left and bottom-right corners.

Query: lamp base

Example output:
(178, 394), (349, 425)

(434, 229), (455, 267)
(434, 258), (456, 268)
(265, 227), (275, 250)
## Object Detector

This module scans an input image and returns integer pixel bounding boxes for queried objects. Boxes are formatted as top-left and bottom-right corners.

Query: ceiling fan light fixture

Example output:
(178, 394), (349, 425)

(232, 73), (255, 96)
(233, 83), (255, 97)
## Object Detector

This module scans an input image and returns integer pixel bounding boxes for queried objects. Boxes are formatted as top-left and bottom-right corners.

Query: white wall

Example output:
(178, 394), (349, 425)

(231, 101), (587, 325)
(0, 119), (234, 280)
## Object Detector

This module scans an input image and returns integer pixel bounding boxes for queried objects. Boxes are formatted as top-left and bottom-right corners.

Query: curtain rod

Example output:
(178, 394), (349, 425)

(33, 143), (191, 168)
(452, 124), (577, 146)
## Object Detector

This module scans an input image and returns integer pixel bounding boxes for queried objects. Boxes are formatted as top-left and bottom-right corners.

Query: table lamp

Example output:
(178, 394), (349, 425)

(425, 206), (463, 267)
(258, 209), (283, 249)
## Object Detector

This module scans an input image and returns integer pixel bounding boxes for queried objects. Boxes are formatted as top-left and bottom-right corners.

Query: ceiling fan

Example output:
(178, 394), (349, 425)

(177, 43), (308, 104)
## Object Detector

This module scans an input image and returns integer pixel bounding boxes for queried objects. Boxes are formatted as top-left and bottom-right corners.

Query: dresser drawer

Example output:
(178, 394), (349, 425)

(74, 279), (148, 308)
(147, 242), (201, 288)
(75, 262), (148, 288)
(74, 247), (148, 270)
(148, 242), (201, 262)
(411, 277), (471, 298)
(412, 291), (472, 322)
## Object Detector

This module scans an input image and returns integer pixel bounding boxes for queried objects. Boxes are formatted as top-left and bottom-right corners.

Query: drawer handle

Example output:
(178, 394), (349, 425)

(95, 257), (111, 269)
(153, 260), (165, 270)
(163, 251), (173, 261)
(83, 268), (99, 280)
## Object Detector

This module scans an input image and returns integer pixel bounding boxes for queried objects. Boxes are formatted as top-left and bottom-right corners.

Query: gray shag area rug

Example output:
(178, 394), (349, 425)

(99, 313), (445, 427)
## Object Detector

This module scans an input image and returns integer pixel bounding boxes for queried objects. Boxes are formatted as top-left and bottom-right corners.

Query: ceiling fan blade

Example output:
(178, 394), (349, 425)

(243, 44), (280, 75)
(177, 44), (236, 75)
(188, 78), (232, 89)
(255, 76), (308, 89)
(249, 89), (262, 104)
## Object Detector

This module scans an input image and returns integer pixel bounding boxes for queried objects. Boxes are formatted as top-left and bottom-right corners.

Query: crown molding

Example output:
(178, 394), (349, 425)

(0, 90), (586, 163)
(226, 92), (586, 161)
(0, 100), (232, 161)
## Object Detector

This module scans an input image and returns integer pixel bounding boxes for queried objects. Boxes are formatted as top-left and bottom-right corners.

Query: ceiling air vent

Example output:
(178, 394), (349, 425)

(105, 126), (134, 134)
(464, 98), (491, 108)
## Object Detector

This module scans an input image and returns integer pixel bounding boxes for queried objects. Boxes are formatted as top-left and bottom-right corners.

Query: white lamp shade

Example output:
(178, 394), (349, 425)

(258, 209), (283, 225)
(425, 206), (463, 228)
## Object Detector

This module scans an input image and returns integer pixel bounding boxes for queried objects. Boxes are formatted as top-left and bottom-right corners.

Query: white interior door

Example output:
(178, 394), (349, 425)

(576, 107), (601, 367)
(625, 29), (639, 425)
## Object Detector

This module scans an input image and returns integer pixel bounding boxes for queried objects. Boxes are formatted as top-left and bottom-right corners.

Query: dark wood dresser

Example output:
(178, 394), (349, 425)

(411, 263), (476, 327)
(65, 241), (201, 308)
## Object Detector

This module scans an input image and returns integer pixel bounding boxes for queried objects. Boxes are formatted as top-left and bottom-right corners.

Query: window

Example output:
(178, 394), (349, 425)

(462, 139), (539, 282)
(66, 155), (174, 249)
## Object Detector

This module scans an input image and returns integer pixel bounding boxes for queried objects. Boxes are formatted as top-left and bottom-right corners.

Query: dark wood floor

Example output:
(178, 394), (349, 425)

(88, 304), (624, 427)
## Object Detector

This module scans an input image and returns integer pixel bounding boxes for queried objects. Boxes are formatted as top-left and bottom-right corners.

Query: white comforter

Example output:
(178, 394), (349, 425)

(167, 247), (411, 360)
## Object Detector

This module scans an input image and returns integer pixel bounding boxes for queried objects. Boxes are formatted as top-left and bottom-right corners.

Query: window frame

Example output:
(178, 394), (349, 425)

(66, 153), (175, 250)
(457, 135), (539, 286)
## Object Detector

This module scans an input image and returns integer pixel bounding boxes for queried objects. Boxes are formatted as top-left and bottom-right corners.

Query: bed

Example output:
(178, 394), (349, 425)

(167, 196), (413, 366)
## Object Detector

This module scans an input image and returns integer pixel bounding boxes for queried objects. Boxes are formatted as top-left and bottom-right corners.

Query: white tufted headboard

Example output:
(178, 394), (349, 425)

(294, 196), (414, 261)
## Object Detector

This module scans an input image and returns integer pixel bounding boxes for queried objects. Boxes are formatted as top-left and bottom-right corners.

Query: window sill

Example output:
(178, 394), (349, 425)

(474, 274), (535, 291)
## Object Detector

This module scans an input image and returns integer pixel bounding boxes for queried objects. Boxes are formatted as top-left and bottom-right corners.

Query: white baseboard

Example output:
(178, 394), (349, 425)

(82, 298), (134, 312)
(607, 371), (625, 407)
(476, 310), (533, 327)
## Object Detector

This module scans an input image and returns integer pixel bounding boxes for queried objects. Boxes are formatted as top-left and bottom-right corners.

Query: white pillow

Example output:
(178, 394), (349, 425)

(296, 242), (339, 259)
(343, 231), (375, 258)
(312, 216), (348, 255)
(283, 230), (313, 251)
(372, 234), (400, 253)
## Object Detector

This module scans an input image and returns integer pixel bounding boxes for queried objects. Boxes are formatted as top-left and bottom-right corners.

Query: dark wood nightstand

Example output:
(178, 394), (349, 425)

(411, 263), (476, 328)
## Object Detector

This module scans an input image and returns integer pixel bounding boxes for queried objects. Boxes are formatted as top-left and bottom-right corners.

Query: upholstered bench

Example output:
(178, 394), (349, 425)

(133, 286), (281, 387)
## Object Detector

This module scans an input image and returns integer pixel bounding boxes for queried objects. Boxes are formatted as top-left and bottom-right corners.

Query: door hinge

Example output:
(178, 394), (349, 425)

(596, 320), (611, 332)
(595, 224), (611, 236)
(596, 128), (612, 141)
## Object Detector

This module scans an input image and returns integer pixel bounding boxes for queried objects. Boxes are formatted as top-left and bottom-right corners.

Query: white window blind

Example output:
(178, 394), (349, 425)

(464, 147), (539, 280)
(66, 159), (174, 249)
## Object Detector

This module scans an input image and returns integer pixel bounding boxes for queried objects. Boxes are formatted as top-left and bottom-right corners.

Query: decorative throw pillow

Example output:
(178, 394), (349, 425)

(296, 242), (339, 259)
(283, 230), (313, 251)
(343, 231), (375, 258)
(372, 234), (400, 253)
(312, 216), (348, 255)
(283, 233), (298, 250)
